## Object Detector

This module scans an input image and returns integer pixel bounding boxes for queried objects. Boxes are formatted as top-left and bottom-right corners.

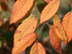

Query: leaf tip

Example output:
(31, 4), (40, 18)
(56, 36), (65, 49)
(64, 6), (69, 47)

(39, 21), (44, 25)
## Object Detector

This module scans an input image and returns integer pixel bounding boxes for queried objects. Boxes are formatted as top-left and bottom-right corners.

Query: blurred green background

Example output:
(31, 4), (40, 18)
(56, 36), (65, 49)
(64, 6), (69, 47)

(0, 0), (72, 54)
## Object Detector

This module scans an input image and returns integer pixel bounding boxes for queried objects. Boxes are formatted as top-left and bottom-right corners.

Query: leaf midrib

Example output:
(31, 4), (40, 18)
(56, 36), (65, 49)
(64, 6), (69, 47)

(42, 0), (59, 21)
(18, 19), (36, 41)
(12, 0), (33, 21)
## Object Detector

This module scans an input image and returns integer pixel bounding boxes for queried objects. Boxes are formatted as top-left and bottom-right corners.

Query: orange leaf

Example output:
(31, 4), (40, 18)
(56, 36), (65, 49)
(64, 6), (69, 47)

(0, 0), (4, 3)
(39, 0), (60, 24)
(0, 18), (3, 27)
(10, 0), (34, 24)
(0, 4), (1, 13)
(49, 25), (62, 54)
(54, 14), (67, 45)
(44, 0), (52, 3)
(14, 18), (38, 45)
(62, 11), (72, 42)
(12, 33), (37, 54)
(30, 42), (46, 54)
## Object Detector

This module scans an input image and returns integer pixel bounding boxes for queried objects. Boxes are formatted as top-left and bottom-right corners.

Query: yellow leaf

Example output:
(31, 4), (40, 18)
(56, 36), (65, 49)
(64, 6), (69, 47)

(39, 0), (60, 24)
(12, 33), (37, 54)
(14, 17), (38, 45)
(49, 25), (62, 54)
(17, 14), (33, 23)
(30, 42), (46, 54)
(62, 11), (72, 42)
(10, 0), (34, 24)
(54, 14), (67, 45)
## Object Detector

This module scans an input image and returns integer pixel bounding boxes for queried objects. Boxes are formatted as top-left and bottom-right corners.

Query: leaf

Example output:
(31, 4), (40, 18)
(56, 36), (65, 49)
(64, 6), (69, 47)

(0, 18), (3, 27)
(39, 0), (60, 24)
(30, 42), (46, 54)
(0, 4), (1, 13)
(0, 40), (2, 48)
(12, 33), (37, 54)
(10, 0), (34, 24)
(16, 13), (33, 23)
(49, 25), (62, 54)
(14, 17), (38, 45)
(62, 11), (72, 42)
(44, 0), (52, 3)
(0, 0), (4, 3)
(54, 14), (67, 45)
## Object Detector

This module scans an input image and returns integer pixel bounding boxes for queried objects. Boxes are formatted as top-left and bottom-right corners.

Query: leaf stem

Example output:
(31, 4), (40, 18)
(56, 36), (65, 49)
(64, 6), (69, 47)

(36, 23), (46, 42)
(45, 22), (51, 28)
(69, 0), (72, 10)
(38, 23), (45, 36)
(4, 46), (11, 52)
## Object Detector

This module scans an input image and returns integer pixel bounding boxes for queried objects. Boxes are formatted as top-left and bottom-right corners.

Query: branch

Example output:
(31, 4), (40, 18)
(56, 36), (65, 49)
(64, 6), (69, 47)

(69, 0), (72, 10)
(4, 45), (11, 52)
(37, 23), (46, 38)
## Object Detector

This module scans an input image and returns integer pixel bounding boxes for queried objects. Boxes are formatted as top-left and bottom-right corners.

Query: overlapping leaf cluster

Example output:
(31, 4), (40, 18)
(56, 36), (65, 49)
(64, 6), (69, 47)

(9, 0), (72, 54)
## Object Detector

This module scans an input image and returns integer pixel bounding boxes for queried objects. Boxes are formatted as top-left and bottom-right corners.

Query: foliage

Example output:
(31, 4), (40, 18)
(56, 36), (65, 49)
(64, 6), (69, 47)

(0, 0), (72, 54)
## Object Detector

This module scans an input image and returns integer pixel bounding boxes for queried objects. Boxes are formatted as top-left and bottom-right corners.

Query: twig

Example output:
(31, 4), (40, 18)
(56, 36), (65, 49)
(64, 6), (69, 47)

(38, 23), (46, 37)
(45, 47), (52, 54)
(36, 23), (46, 42)
(45, 22), (51, 28)
(37, 23), (46, 42)
(4, 46), (11, 52)
(69, 0), (72, 10)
